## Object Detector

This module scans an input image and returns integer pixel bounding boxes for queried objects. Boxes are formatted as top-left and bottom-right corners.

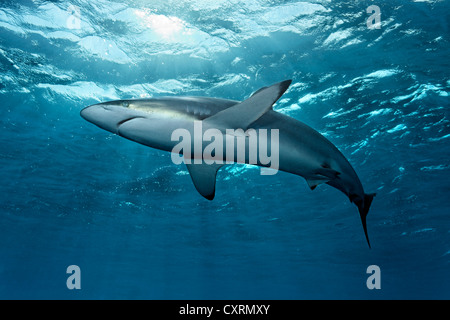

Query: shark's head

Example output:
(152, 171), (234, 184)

(81, 98), (201, 152)
(80, 100), (145, 134)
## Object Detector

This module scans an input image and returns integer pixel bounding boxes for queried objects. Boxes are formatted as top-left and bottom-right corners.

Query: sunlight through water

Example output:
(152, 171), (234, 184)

(134, 9), (191, 41)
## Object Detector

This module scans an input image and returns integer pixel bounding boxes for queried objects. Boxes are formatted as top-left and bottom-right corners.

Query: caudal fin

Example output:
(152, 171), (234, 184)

(357, 193), (376, 248)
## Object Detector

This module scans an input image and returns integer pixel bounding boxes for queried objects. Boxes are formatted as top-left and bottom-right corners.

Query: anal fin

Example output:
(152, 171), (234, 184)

(306, 178), (329, 191)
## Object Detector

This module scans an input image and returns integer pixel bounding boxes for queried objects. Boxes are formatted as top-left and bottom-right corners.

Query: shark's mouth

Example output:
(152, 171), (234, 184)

(116, 116), (145, 129)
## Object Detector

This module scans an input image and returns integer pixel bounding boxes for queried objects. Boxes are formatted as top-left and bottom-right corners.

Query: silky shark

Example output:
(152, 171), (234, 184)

(81, 80), (375, 247)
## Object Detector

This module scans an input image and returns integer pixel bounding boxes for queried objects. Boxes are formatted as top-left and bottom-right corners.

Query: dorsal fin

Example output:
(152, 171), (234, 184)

(204, 80), (291, 130)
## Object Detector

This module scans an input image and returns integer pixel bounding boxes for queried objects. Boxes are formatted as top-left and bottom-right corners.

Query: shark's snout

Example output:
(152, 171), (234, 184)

(80, 103), (142, 134)
(80, 104), (99, 123)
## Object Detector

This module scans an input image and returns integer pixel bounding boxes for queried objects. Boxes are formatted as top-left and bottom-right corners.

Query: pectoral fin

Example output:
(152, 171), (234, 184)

(185, 162), (223, 200)
(204, 80), (291, 130)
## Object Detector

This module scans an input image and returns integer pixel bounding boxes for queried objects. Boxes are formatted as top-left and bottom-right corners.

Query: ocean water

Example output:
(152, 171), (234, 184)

(0, 0), (449, 300)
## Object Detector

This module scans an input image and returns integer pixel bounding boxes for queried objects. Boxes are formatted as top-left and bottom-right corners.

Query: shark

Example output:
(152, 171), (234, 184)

(81, 80), (375, 247)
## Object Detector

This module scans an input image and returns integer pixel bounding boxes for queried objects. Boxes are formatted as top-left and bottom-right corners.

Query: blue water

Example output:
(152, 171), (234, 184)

(0, 0), (449, 299)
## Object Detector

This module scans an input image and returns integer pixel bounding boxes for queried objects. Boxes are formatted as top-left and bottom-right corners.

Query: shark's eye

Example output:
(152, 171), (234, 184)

(122, 102), (129, 108)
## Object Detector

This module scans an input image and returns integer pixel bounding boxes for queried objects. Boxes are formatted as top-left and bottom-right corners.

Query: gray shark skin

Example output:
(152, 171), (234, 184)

(81, 80), (375, 247)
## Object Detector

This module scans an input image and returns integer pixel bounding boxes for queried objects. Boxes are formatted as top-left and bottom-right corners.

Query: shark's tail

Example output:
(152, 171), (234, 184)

(356, 193), (376, 248)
